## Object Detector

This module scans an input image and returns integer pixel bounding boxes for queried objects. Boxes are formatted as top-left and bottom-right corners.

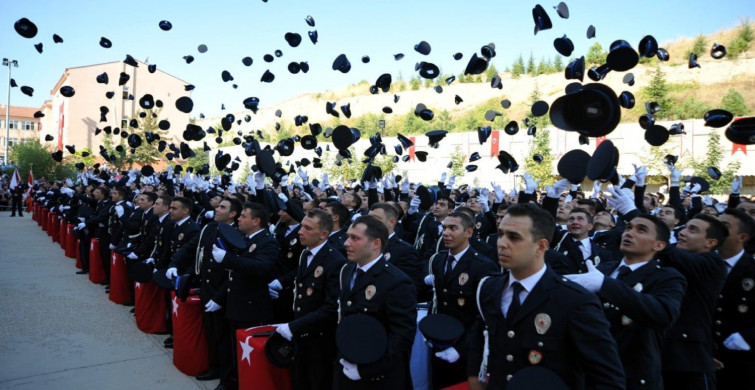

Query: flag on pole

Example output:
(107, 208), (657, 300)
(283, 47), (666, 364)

(10, 167), (21, 189)
(27, 168), (34, 193)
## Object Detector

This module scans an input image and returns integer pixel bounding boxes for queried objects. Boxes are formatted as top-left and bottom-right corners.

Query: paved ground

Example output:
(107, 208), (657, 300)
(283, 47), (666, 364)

(0, 212), (217, 390)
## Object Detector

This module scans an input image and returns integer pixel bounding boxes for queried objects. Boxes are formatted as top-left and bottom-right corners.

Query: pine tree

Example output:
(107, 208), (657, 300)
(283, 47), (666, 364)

(524, 85), (555, 185)
(526, 53), (536, 74)
(553, 55), (563, 72)
(689, 35), (707, 57)
(511, 55), (525, 78)
(586, 42), (607, 66)
(643, 65), (673, 119)
(485, 64), (499, 82)
(720, 89), (749, 116)
(691, 131), (741, 194)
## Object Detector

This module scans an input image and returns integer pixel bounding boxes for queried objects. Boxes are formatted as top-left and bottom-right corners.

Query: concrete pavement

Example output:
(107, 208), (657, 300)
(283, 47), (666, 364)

(0, 212), (217, 390)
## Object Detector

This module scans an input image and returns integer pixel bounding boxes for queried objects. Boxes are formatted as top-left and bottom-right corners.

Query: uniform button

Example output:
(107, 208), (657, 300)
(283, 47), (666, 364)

(507, 331), (515, 338)
(640, 379), (646, 385)
(206, 279), (210, 283)
(743, 297), (748, 302)
(347, 301), (352, 306)
(682, 333), (687, 338)
(443, 289), (447, 293)
(227, 288), (230, 292)
(715, 331), (721, 336)
(506, 354), (513, 362)
(537, 342), (543, 347)
(364, 308), (368, 312)
(443, 302), (448, 306)
(298, 295), (302, 299)
(229, 277), (233, 281)
(506, 375), (513, 381)
(715, 320), (722, 325)
(299, 283), (303, 287)
(207, 269), (211, 273)
(296, 307), (301, 312)
(719, 294), (724, 299)
(717, 308), (723, 312)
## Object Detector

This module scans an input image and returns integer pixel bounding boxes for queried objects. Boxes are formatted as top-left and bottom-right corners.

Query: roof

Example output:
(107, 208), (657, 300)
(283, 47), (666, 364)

(50, 59), (190, 94)
(0, 105), (40, 120)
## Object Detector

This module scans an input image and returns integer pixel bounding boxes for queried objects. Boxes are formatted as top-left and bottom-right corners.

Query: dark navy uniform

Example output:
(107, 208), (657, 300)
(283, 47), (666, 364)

(273, 223), (304, 323)
(597, 259), (687, 390)
(552, 230), (613, 274)
(334, 258), (417, 390)
(467, 268), (626, 390)
(384, 234), (424, 296)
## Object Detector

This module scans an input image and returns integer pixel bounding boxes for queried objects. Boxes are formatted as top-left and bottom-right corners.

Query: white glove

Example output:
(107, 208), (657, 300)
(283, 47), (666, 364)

(228, 184), (237, 194)
(667, 163), (681, 187)
(278, 192), (289, 203)
(477, 194), (490, 213)
(205, 210), (214, 219)
(115, 204), (124, 218)
(408, 196), (421, 214)
(109, 244), (116, 250)
(690, 183), (702, 195)
(322, 173), (330, 188)
(633, 164), (648, 187)
(447, 175), (457, 190)
(376, 181), (384, 194)
(276, 324), (293, 341)
(563, 260), (604, 293)
(205, 299), (222, 312)
(47, 190), (54, 195)
(732, 175), (743, 195)
(715, 202), (728, 214)
(268, 279), (282, 299)
(439, 172), (447, 185)
(254, 172), (266, 190)
(245, 174), (255, 190)
(724, 332), (751, 351)
(490, 182), (504, 203)
(298, 167), (308, 183)
(435, 347), (460, 363)
(547, 179), (570, 198)
(145, 258), (155, 264)
(77, 222), (86, 230)
(524, 173), (539, 194)
(212, 244), (226, 263)
(592, 181), (602, 198)
(606, 186), (637, 215)
(401, 178), (410, 194)
(424, 274), (435, 286)
(165, 267), (178, 279)
(127, 252), (138, 260)
(340, 359), (361, 381)
(280, 174), (290, 186)
(703, 195), (713, 206)
(564, 194), (573, 204)
(509, 188), (517, 200)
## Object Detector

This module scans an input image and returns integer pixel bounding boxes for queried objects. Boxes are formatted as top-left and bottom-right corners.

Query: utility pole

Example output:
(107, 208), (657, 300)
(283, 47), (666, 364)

(3, 58), (19, 165)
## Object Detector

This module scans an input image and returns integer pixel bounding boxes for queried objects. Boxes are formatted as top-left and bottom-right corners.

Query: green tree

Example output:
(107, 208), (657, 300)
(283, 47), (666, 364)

(690, 131), (741, 194)
(511, 55), (525, 78)
(448, 146), (467, 177)
(552, 55), (563, 72)
(526, 53), (536, 74)
(524, 86), (555, 185)
(484, 64), (499, 82)
(122, 108), (169, 167)
(728, 18), (754, 58)
(526, 84), (551, 129)
(720, 89), (750, 116)
(320, 150), (396, 182)
(642, 65), (673, 119)
(535, 58), (549, 75)
(687, 34), (707, 58)
(585, 42), (607, 66)
(638, 137), (683, 185)
(9, 139), (74, 181)
(410, 77), (421, 90)
(186, 147), (209, 174)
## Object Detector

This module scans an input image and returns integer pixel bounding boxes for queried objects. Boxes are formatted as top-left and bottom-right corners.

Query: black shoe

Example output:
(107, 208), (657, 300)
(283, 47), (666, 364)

(213, 384), (231, 390)
(76, 270), (88, 274)
(10, 215), (15, 217)
(195, 369), (220, 381)
(122, 301), (134, 307)
(130, 308), (135, 313)
(164, 342), (173, 349)
(163, 336), (173, 345)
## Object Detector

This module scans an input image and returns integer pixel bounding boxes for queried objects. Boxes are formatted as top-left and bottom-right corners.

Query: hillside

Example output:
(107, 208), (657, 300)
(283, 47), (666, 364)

(197, 22), (755, 141)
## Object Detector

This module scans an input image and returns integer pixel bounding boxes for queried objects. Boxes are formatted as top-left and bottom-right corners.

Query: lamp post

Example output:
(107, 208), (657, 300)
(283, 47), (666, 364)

(3, 58), (18, 165)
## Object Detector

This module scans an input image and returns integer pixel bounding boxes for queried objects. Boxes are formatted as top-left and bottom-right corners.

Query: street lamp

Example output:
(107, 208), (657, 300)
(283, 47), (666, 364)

(3, 58), (18, 165)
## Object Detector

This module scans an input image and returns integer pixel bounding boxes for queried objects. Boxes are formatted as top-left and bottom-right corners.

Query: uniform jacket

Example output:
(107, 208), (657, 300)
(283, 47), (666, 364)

(385, 234), (424, 295)
(327, 228), (348, 258)
(552, 230), (613, 273)
(714, 252), (755, 363)
(334, 258), (417, 390)
(467, 268), (626, 390)
(597, 259), (687, 390)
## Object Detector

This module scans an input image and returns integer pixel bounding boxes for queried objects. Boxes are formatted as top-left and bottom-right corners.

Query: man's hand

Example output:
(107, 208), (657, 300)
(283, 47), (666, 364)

(667, 163), (682, 187)
(731, 175), (743, 195)
(435, 347), (460, 363)
(724, 332), (751, 351)
(276, 324), (293, 341)
(145, 258), (155, 264)
(212, 245), (226, 263)
(298, 167), (308, 183)
(165, 267), (178, 280)
(204, 299), (222, 312)
(127, 252), (138, 260)
(268, 279), (282, 299)
(408, 196), (421, 214)
(563, 260), (604, 293)
(524, 173), (539, 194)
(109, 244), (116, 250)
(340, 359), (361, 381)
(424, 274), (435, 286)
(439, 172), (447, 185)
(606, 186), (637, 215)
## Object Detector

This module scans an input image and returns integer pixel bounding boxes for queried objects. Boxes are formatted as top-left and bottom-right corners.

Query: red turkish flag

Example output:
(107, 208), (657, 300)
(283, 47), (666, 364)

(490, 130), (500, 157)
(57, 102), (65, 151)
(409, 136), (416, 161)
(732, 143), (747, 155)
(172, 293), (209, 376)
(236, 326), (293, 390)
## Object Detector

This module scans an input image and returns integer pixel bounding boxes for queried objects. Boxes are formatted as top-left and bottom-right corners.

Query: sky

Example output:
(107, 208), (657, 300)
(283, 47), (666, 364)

(1, 0), (754, 120)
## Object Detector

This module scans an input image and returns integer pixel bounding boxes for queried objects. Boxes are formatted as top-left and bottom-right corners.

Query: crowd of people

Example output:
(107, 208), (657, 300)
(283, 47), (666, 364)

(27, 159), (754, 390)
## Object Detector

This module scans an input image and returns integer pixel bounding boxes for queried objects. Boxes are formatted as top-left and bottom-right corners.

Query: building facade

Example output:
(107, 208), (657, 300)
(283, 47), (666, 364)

(0, 105), (42, 164)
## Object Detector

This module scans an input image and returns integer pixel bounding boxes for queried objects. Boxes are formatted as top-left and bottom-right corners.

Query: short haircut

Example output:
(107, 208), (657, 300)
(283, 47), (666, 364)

(645, 193), (658, 209)
(691, 213), (729, 251)
(157, 195), (173, 206)
(352, 215), (389, 252)
(505, 203), (555, 244)
(326, 201), (350, 228)
(172, 196), (193, 211)
(370, 202), (399, 222)
(307, 208), (334, 233)
(633, 214), (670, 244)
(112, 186), (129, 199)
(244, 202), (271, 227)
(142, 191), (157, 203)
(662, 204), (685, 222)
(386, 200), (404, 219)
(350, 191), (363, 209)
(453, 206), (476, 222)
(722, 207), (755, 243)
(223, 196), (243, 221)
(96, 185), (110, 198)
(447, 211), (475, 231)
(437, 195), (456, 209)
(569, 207), (593, 224)
(497, 203), (510, 213)
(576, 198), (597, 214)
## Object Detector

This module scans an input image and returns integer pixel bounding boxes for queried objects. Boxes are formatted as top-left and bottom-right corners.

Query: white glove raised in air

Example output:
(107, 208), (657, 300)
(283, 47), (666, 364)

(563, 260), (604, 293)
(524, 173), (540, 194)
(731, 175), (743, 195)
(606, 186), (637, 215)
(408, 196), (421, 214)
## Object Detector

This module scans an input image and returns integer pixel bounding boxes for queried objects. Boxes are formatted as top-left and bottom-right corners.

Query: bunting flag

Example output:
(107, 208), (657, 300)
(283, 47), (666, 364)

(732, 142), (747, 155)
(490, 130), (500, 157)
(27, 168), (34, 194)
(409, 136), (416, 161)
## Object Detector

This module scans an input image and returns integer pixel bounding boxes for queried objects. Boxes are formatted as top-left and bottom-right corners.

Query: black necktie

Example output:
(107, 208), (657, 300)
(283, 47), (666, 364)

(444, 255), (455, 278)
(301, 250), (313, 269)
(617, 265), (632, 280)
(351, 268), (365, 291)
(507, 281), (524, 325)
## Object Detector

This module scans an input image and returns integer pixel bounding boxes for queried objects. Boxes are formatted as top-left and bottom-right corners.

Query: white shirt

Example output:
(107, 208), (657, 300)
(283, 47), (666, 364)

(577, 237), (592, 260)
(305, 240), (327, 268)
(158, 213), (169, 223)
(286, 223), (300, 237)
(501, 264), (547, 316)
(723, 249), (745, 275)
(246, 228), (264, 241)
(609, 258), (650, 279)
(447, 244), (470, 272)
(351, 255), (382, 289)
(175, 216), (190, 227)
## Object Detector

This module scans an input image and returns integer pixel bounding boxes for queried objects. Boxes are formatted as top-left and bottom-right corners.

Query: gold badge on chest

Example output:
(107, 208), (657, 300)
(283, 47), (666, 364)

(365, 285), (376, 300)
(458, 272), (469, 286)
(248, 243), (256, 253)
(178, 233), (184, 240)
(306, 287), (314, 296)
(457, 297), (465, 307)
(739, 304), (749, 313)
(528, 350), (543, 365)
(534, 313), (552, 335)
(314, 266), (323, 278)
(743, 278), (754, 292)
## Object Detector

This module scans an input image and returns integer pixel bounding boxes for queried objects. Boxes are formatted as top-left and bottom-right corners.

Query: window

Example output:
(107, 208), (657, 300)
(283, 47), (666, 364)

(8, 120), (18, 130)
(122, 87), (129, 100)
(22, 121), (33, 131)
(121, 117), (128, 129)
(7, 138), (18, 147)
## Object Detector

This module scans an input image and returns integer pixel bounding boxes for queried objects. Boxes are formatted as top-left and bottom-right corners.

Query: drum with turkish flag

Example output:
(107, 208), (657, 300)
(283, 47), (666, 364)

(41, 208), (48, 230)
(48, 213), (57, 239)
(108, 252), (130, 304)
(171, 291), (209, 376)
(65, 225), (77, 258)
(134, 280), (166, 333)
(236, 326), (292, 390)
(59, 220), (68, 250)
(75, 239), (83, 269)
(88, 238), (106, 284)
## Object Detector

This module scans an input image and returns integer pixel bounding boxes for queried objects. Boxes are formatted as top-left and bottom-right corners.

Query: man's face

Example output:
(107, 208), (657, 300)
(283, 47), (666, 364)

(442, 216), (472, 252)
(658, 207), (680, 229)
(737, 202), (755, 221)
(209, 196), (222, 208)
(278, 209), (293, 225)
(593, 211), (614, 229)
(93, 189), (104, 201)
(620, 217), (665, 258)
(368, 208), (394, 233)
(169, 201), (188, 221)
(495, 209), (508, 227)
(432, 199), (451, 219)
(677, 218), (714, 253)
(237, 208), (258, 234)
(556, 201), (573, 221)
(718, 213), (745, 250)
(701, 206), (719, 216)
(303, 200), (315, 213)
(497, 215), (544, 274)
(344, 223), (379, 263)
(299, 216), (327, 248)
(214, 200), (234, 224)
(342, 193), (356, 209)
(153, 198), (169, 216)
(466, 197), (482, 213)
(643, 194), (655, 211)
(111, 191), (123, 202)
(567, 212), (593, 239)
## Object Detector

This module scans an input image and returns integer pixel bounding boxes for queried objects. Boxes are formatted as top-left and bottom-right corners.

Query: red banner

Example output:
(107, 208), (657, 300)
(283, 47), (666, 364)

(732, 143), (747, 155)
(236, 326), (293, 390)
(134, 281), (167, 333)
(109, 252), (130, 304)
(57, 102), (64, 151)
(409, 136), (416, 161)
(490, 130), (500, 157)
(172, 293), (209, 376)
